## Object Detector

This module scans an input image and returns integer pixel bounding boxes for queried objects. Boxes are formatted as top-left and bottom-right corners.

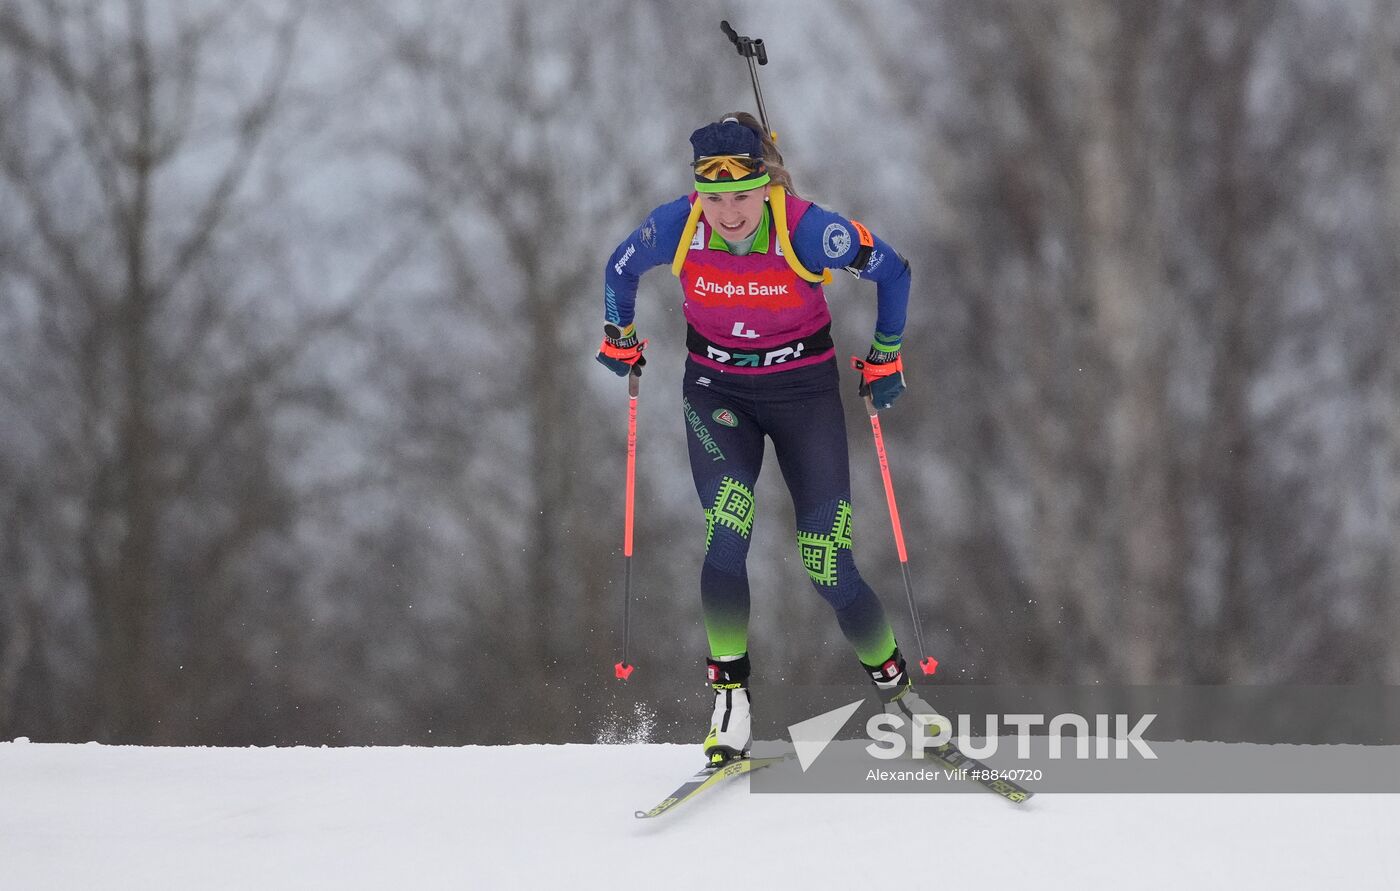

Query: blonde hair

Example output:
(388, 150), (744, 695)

(722, 111), (796, 195)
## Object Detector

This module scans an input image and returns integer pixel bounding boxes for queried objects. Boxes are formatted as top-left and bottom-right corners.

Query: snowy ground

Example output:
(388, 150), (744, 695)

(2, 739), (1397, 890)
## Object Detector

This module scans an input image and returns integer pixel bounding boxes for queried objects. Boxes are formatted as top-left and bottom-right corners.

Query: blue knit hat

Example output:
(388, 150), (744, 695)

(690, 119), (770, 193)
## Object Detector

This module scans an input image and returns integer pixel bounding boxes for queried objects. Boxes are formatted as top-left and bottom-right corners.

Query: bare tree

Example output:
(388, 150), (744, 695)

(0, 0), (411, 741)
(846, 0), (1400, 686)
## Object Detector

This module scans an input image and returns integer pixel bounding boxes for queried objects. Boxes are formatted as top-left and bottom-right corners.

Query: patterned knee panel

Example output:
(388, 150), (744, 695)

(703, 476), (756, 573)
(796, 499), (864, 609)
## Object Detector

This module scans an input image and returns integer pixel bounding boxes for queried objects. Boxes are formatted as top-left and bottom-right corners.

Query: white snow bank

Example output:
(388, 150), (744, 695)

(1, 741), (1396, 889)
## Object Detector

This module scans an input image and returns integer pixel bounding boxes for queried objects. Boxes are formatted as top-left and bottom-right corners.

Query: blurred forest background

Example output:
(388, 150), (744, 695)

(1, 0), (1398, 746)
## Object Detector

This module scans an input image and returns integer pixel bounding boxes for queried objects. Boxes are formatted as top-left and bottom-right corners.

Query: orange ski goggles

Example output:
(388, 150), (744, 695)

(693, 155), (770, 192)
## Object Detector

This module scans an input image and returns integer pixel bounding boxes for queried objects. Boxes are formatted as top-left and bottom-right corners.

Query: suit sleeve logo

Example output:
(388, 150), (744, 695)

(823, 223), (852, 259)
(613, 243), (636, 274)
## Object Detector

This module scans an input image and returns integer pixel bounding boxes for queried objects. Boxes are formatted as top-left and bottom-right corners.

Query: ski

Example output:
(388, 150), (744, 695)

(634, 754), (790, 819)
(922, 740), (1034, 804)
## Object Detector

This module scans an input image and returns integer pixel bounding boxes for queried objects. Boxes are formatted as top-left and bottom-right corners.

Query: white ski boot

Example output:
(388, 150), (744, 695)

(704, 654), (751, 765)
(866, 649), (949, 746)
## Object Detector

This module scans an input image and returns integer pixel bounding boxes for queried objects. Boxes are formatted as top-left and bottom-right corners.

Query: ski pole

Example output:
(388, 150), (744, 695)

(614, 369), (641, 680)
(720, 20), (773, 139)
(852, 361), (937, 676)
